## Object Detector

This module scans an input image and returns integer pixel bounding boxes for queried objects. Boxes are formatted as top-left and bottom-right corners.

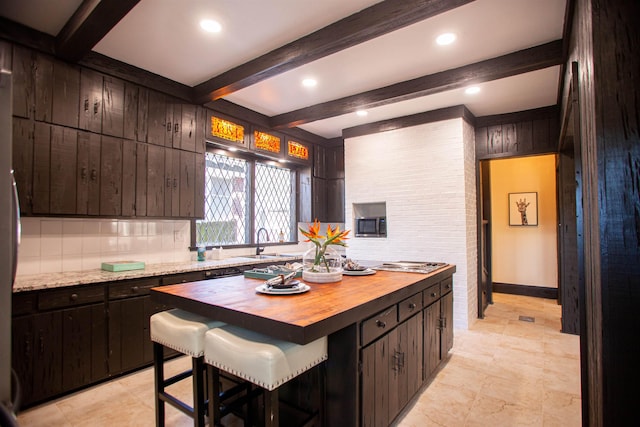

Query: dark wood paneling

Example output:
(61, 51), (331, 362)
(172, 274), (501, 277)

(99, 135), (123, 216)
(32, 311), (63, 403)
(423, 301), (440, 379)
(271, 41), (563, 129)
(475, 106), (560, 160)
(194, 0), (475, 103)
(147, 90), (166, 146)
(492, 282), (559, 299)
(136, 86), (149, 142)
(123, 82), (138, 141)
(146, 144), (165, 217)
(180, 151), (195, 217)
(49, 126), (77, 214)
(180, 103), (197, 152)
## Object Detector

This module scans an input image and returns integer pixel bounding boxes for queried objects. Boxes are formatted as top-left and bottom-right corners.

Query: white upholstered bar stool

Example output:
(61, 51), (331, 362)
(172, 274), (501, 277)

(204, 324), (328, 426)
(150, 309), (225, 427)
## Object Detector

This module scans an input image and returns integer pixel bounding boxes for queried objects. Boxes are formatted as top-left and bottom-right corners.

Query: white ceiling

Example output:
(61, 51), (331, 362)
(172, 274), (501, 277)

(0, 0), (567, 139)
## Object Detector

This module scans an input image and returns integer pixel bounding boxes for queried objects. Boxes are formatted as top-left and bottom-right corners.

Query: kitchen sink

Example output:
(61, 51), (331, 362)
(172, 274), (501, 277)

(240, 254), (286, 260)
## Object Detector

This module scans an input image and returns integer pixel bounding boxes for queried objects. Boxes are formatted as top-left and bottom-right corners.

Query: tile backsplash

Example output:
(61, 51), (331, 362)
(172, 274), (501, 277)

(17, 217), (192, 276)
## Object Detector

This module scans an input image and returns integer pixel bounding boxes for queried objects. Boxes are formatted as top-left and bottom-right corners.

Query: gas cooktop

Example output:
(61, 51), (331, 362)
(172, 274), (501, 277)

(372, 261), (448, 274)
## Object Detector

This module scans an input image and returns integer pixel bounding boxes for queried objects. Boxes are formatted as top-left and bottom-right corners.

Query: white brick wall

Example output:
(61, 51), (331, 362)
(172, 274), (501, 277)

(344, 118), (478, 329)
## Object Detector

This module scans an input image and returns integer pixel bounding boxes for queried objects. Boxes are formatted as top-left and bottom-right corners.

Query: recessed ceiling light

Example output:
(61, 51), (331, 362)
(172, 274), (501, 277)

(356, 110), (368, 117)
(200, 19), (222, 33)
(465, 86), (481, 95)
(302, 78), (317, 88)
(228, 146), (238, 152)
(436, 32), (456, 46)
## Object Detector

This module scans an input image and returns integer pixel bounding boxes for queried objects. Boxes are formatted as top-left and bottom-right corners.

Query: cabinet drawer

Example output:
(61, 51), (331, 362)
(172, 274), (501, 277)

(12, 292), (37, 316)
(423, 283), (441, 307)
(109, 277), (161, 300)
(361, 306), (398, 346)
(440, 276), (453, 295)
(162, 271), (205, 285)
(38, 284), (105, 310)
(398, 293), (422, 323)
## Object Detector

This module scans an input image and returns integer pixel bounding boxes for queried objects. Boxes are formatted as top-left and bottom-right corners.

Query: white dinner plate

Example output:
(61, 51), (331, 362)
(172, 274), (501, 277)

(343, 268), (376, 276)
(255, 283), (310, 295)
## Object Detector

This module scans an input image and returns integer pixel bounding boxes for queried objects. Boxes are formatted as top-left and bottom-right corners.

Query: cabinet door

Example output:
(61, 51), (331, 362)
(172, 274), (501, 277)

(108, 296), (147, 374)
(166, 98), (179, 148)
(135, 142), (148, 216)
(12, 316), (35, 407)
(194, 152), (205, 219)
(102, 76), (124, 137)
(121, 141), (137, 216)
(99, 136), (123, 216)
(12, 45), (34, 119)
(32, 122), (51, 214)
(52, 60), (80, 128)
(312, 177), (327, 221)
(34, 53), (53, 122)
(423, 302), (441, 379)
(79, 68), (103, 133)
(62, 304), (107, 391)
(361, 335), (390, 427)
(180, 150), (195, 217)
(313, 145), (326, 178)
(123, 82), (139, 141)
(32, 311), (63, 403)
(12, 117), (34, 213)
(76, 131), (101, 215)
(195, 106), (206, 154)
(146, 144), (165, 216)
(326, 178), (344, 223)
(136, 86), (149, 142)
(147, 90), (166, 146)
(180, 103), (197, 152)
(388, 314), (422, 422)
(50, 125), (78, 214)
(441, 291), (454, 357)
(165, 148), (180, 217)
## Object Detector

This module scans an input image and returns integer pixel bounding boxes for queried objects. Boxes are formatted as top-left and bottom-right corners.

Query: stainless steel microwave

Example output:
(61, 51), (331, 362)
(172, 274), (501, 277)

(355, 216), (387, 237)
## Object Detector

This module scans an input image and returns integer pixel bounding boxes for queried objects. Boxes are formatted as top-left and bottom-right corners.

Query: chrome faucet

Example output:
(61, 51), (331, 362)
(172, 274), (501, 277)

(256, 227), (269, 255)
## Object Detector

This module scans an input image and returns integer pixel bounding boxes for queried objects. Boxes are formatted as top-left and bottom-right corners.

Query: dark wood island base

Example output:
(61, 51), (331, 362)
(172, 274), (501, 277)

(151, 265), (456, 426)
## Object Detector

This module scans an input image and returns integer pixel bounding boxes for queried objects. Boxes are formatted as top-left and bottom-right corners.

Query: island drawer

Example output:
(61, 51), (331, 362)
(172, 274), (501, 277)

(38, 284), (105, 310)
(440, 276), (453, 295)
(162, 271), (206, 285)
(423, 283), (441, 307)
(398, 293), (423, 323)
(361, 306), (398, 346)
(109, 277), (161, 299)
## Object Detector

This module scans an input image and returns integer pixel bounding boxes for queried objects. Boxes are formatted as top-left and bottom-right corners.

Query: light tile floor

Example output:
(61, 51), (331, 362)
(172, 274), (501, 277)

(16, 293), (581, 426)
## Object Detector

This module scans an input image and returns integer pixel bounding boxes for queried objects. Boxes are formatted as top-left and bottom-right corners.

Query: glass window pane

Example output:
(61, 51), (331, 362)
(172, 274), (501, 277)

(255, 162), (294, 242)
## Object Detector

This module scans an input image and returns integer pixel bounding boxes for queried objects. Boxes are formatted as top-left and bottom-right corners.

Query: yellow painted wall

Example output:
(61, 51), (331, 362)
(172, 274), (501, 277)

(490, 154), (558, 288)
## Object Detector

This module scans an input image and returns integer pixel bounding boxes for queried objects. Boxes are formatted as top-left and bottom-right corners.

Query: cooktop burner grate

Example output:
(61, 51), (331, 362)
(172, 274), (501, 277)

(372, 261), (448, 274)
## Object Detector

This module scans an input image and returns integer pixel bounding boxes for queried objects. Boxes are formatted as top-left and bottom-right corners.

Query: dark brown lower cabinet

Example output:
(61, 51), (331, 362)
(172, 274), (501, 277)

(361, 313), (422, 427)
(423, 300), (441, 379)
(440, 290), (454, 358)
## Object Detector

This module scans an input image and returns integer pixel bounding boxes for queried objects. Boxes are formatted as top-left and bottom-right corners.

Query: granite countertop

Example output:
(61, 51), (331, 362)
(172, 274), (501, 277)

(13, 256), (302, 293)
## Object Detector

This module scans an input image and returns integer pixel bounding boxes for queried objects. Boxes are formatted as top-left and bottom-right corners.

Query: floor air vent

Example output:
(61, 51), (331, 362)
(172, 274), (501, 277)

(518, 315), (535, 323)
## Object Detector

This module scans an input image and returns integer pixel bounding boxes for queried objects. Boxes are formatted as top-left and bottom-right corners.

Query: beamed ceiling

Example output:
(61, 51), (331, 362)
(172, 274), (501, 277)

(0, 0), (569, 140)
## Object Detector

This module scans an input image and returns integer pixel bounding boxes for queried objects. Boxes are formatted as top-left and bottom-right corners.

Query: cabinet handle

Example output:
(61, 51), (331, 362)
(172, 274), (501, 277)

(166, 177), (171, 188)
(166, 121), (172, 132)
(70, 293), (78, 301)
(431, 292), (437, 298)
(84, 98), (89, 112)
(39, 335), (44, 354)
(174, 123), (179, 133)
(91, 169), (97, 181)
(173, 178), (177, 188)
(131, 286), (139, 293)
(409, 302), (417, 311)
(376, 320), (386, 329)
(93, 100), (99, 115)
(81, 167), (88, 180)
(445, 283), (451, 289)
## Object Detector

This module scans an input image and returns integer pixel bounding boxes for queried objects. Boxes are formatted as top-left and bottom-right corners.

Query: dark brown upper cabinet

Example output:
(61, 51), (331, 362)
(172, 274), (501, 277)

(79, 68), (103, 133)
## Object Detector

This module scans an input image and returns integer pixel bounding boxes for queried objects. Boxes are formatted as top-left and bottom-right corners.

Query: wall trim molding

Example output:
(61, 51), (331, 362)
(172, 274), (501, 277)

(493, 282), (558, 300)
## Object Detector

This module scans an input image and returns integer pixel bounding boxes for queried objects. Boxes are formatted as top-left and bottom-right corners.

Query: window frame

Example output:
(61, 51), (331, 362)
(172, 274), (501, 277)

(190, 146), (301, 250)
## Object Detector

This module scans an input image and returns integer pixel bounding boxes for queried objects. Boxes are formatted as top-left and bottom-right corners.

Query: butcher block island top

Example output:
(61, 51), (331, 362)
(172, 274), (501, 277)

(151, 264), (455, 427)
(151, 264), (455, 345)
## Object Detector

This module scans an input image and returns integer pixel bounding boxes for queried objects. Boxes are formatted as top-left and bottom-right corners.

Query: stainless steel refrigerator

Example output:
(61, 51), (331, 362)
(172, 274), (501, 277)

(1, 68), (20, 426)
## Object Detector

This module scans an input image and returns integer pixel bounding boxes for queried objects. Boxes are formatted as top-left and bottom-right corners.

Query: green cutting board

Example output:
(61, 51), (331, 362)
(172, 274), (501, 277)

(101, 261), (146, 272)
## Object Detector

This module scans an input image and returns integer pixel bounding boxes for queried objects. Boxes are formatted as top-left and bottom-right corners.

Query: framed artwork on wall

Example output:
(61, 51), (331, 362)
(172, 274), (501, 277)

(509, 192), (538, 226)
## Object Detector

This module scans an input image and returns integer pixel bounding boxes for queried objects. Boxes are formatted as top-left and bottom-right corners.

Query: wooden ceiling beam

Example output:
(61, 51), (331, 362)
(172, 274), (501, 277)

(56, 0), (140, 61)
(269, 40), (564, 129)
(193, 0), (475, 104)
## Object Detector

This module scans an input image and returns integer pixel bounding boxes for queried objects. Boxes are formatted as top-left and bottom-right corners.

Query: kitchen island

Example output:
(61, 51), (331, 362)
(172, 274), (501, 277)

(151, 264), (456, 426)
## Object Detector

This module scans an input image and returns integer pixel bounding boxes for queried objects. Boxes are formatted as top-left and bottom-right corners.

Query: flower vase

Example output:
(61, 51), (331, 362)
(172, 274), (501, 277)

(302, 245), (343, 283)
